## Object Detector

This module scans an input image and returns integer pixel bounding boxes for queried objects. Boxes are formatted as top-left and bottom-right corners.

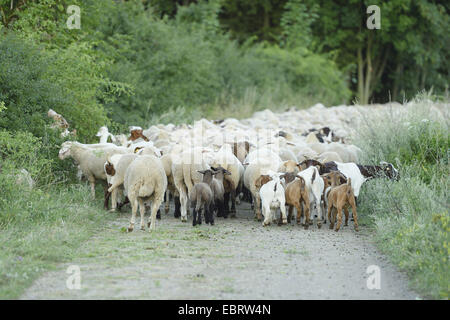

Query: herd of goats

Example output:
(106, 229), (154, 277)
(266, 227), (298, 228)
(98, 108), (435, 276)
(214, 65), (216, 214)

(55, 103), (402, 233)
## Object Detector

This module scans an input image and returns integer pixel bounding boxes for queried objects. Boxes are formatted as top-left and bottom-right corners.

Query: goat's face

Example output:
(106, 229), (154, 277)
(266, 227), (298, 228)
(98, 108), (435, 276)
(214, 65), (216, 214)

(280, 172), (296, 184)
(380, 162), (400, 181)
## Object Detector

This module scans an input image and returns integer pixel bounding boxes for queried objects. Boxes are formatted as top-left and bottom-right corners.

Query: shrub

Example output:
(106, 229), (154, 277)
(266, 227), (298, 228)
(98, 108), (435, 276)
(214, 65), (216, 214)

(355, 97), (449, 299)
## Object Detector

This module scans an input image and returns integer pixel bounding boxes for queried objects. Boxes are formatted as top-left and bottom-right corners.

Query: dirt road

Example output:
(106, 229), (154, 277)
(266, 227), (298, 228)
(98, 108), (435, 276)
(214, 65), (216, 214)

(21, 202), (419, 299)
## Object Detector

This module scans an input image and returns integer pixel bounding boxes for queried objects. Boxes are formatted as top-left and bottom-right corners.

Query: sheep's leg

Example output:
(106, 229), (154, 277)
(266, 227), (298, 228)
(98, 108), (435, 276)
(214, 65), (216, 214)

(209, 203), (215, 225)
(205, 204), (210, 224)
(139, 198), (146, 230)
(164, 190), (170, 214)
(179, 188), (188, 222)
(173, 196), (181, 218)
(103, 183), (110, 210)
(128, 197), (138, 232)
(255, 194), (262, 221)
(197, 208), (202, 225)
(223, 192), (230, 214)
(148, 200), (160, 232)
(230, 189), (237, 216)
(110, 185), (117, 212)
(89, 178), (96, 200)
(335, 207), (343, 232)
(192, 208), (197, 226)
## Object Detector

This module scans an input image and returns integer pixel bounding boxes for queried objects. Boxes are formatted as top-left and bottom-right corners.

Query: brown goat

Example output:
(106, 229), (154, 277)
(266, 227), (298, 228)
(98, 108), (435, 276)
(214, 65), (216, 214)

(255, 174), (272, 189)
(284, 177), (310, 228)
(327, 178), (358, 232)
(297, 159), (325, 174)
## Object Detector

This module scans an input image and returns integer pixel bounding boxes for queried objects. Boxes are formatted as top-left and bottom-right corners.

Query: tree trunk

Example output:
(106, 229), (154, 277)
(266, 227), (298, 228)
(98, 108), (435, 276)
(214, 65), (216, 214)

(357, 47), (365, 104)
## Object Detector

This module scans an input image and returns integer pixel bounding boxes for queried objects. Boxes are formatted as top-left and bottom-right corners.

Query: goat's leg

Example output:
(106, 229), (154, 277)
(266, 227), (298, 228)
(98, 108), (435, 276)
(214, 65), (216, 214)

(328, 204), (333, 229)
(303, 202), (311, 230)
(351, 201), (359, 232)
(262, 205), (270, 227)
(139, 198), (146, 230)
(316, 198), (322, 229)
(344, 207), (349, 226)
(118, 196), (129, 211)
(335, 207), (343, 232)
(287, 205), (293, 224)
(280, 202), (287, 225)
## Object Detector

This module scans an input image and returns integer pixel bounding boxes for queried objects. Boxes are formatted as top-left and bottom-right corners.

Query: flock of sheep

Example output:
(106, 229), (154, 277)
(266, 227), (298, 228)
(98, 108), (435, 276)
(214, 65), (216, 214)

(57, 103), (404, 232)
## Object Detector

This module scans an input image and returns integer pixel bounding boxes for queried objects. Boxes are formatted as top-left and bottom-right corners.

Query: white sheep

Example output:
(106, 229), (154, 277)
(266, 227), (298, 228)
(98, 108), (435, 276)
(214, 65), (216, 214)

(59, 141), (128, 199)
(123, 155), (167, 232)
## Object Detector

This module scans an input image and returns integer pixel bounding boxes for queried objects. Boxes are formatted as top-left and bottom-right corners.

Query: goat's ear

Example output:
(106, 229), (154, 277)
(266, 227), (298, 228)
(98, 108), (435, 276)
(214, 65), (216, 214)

(224, 169), (232, 175)
(255, 177), (262, 188)
(197, 170), (206, 175)
(210, 166), (218, 172)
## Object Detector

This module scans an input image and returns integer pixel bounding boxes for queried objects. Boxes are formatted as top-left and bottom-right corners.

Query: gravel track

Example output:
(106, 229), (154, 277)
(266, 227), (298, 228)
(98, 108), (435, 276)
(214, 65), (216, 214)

(21, 202), (419, 300)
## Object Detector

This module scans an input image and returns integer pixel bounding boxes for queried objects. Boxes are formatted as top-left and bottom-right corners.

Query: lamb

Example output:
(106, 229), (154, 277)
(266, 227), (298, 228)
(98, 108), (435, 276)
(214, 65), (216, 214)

(327, 178), (358, 232)
(123, 155), (167, 232)
(209, 166), (232, 218)
(259, 173), (287, 227)
(189, 169), (216, 226)
(59, 141), (128, 201)
(284, 176), (310, 227)
(296, 166), (324, 228)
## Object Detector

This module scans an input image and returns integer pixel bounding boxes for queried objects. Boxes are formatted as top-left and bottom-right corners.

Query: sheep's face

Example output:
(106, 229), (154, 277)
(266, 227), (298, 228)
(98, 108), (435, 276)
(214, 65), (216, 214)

(58, 143), (71, 160)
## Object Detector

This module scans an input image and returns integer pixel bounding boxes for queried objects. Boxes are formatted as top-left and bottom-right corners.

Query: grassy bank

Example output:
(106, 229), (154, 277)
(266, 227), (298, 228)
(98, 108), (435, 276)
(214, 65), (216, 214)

(0, 184), (115, 299)
(355, 97), (449, 299)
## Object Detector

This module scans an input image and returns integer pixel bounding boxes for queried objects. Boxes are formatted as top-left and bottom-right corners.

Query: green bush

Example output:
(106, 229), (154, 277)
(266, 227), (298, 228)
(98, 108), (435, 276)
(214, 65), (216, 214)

(355, 98), (449, 299)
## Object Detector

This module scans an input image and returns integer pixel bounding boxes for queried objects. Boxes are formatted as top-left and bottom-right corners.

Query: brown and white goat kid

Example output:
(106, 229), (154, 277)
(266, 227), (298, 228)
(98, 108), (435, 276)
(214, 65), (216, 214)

(327, 178), (359, 232)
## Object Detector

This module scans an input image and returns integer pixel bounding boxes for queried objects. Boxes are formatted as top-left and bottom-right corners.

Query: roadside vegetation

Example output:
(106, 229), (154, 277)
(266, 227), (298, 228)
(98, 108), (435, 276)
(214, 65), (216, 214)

(355, 95), (449, 299)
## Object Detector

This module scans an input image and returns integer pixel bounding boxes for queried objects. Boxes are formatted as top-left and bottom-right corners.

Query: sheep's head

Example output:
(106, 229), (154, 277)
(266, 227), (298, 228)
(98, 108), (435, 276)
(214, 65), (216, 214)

(211, 166), (231, 176)
(380, 161), (400, 181)
(58, 142), (72, 160)
(198, 169), (216, 184)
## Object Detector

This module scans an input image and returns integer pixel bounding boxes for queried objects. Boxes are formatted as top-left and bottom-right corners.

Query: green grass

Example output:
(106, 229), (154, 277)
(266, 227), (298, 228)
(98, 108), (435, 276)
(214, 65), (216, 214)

(0, 184), (115, 299)
(355, 96), (449, 299)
